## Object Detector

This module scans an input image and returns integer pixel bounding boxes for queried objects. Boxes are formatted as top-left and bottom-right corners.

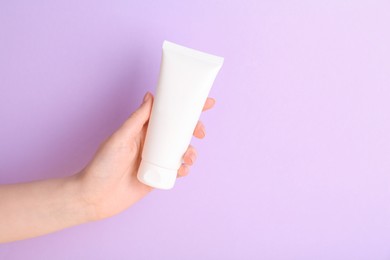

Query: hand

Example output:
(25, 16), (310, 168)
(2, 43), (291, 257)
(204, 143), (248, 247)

(77, 92), (215, 220)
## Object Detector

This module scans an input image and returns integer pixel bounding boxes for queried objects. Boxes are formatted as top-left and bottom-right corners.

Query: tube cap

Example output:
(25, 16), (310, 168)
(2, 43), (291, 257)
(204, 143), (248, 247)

(137, 160), (177, 190)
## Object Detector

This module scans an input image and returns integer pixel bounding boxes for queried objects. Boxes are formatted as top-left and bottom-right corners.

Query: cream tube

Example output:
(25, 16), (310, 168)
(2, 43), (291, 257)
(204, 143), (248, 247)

(137, 41), (224, 189)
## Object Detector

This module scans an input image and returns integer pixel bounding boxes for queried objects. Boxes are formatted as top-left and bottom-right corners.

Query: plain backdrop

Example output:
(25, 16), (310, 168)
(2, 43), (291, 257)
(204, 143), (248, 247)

(1, 1), (389, 259)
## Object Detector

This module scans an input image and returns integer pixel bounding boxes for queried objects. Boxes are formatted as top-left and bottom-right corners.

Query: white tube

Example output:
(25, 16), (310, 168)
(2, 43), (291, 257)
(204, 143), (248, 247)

(137, 41), (224, 190)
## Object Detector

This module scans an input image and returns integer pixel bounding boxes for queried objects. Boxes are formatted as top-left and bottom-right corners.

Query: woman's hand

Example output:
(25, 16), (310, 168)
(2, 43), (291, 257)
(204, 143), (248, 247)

(77, 92), (215, 220)
(0, 91), (215, 243)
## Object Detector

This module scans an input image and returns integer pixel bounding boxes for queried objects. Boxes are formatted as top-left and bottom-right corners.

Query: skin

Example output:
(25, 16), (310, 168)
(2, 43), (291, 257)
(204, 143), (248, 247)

(0, 92), (215, 243)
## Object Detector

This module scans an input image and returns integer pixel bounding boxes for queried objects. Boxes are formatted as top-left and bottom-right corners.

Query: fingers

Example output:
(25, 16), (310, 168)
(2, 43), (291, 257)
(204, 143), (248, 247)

(182, 145), (197, 166)
(119, 92), (153, 137)
(193, 121), (206, 139)
(177, 145), (197, 178)
(177, 165), (190, 177)
(202, 98), (216, 111)
(193, 98), (215, 138)
(117, 93), (213, 178)
(178, 98), (216, 177)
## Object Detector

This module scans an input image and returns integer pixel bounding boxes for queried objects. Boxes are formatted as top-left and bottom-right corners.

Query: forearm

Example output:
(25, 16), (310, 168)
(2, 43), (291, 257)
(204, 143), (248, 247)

(0, 175), (95, 243)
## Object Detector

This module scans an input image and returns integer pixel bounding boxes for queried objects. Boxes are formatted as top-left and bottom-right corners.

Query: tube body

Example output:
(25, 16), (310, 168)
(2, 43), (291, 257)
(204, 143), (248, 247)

(137, 41), (224, 189)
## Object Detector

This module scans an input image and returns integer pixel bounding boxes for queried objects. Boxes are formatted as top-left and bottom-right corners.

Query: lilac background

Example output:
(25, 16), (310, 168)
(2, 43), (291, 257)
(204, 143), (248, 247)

(1, 1), (390, 259)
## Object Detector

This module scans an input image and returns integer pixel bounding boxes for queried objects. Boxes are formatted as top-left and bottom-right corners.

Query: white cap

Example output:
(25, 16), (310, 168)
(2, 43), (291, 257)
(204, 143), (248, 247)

(137, 160), (177, 190)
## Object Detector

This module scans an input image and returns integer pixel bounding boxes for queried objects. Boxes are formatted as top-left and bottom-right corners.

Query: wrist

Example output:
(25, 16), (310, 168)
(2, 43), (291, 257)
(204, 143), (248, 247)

(63, 174), (98, 223)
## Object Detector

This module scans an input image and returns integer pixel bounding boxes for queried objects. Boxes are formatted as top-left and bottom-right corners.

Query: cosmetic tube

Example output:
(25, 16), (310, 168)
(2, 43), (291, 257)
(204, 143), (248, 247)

(137, 41), (224, 189)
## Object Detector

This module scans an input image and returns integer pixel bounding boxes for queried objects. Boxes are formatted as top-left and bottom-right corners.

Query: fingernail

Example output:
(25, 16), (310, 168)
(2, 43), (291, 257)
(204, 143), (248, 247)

(189, 153), (197, 164)
(200, 128), (206, 138)
(143, 92), (151, 102)
(183, 165), (190, 175)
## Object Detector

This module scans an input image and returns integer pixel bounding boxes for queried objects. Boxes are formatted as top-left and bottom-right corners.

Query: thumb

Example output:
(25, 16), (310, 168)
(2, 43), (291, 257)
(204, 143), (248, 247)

(119, 92), (153, 137)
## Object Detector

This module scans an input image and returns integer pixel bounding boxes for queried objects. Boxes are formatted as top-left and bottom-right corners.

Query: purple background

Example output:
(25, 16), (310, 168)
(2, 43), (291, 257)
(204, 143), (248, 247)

(1, 1), (390, 259)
